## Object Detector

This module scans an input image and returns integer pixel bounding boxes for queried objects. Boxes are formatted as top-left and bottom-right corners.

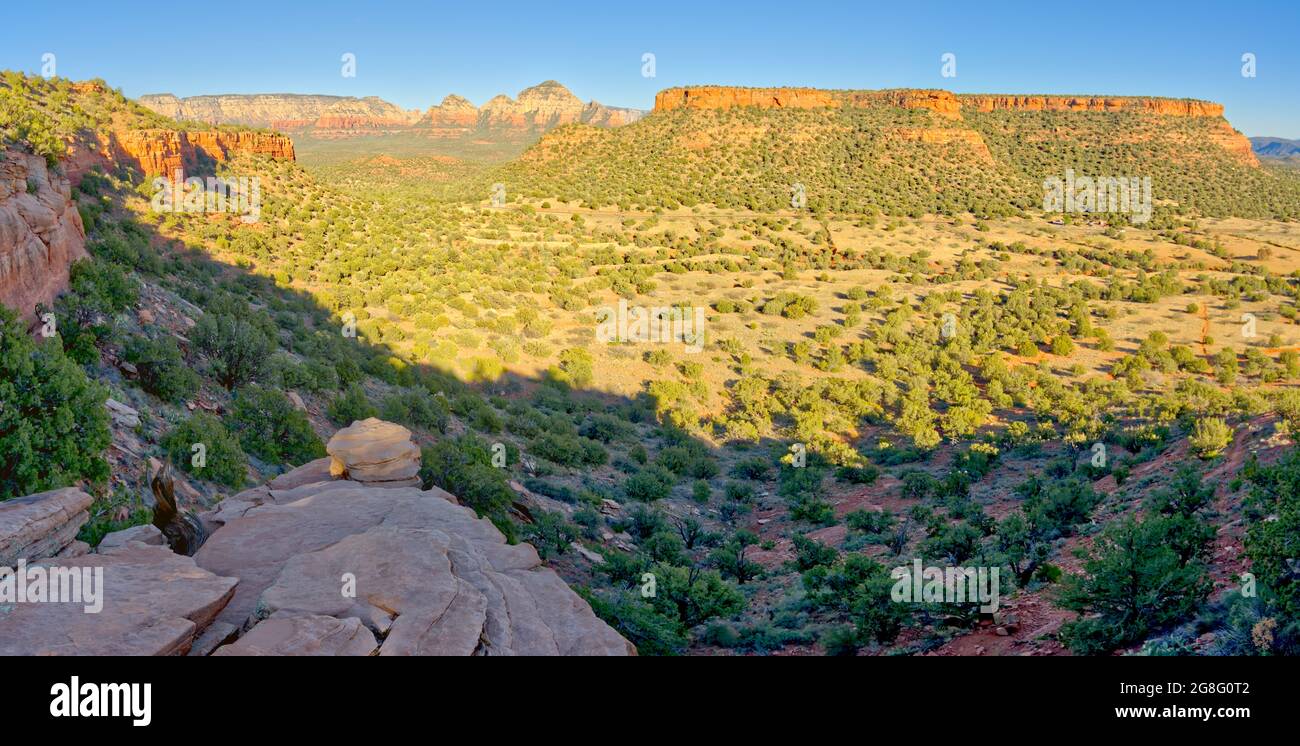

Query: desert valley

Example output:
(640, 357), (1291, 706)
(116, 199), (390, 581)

(2, 35), (1300, 665)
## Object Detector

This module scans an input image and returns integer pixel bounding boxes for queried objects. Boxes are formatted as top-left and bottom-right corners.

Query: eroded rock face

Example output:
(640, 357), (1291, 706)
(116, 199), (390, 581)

(0, 149), (89, 322)
(111, 129), (295, 178)
(424, 94), (481, 137)
(958, 94), (1225, 117)
(326, 418), (422, 485)
(655, 86), (838, 112)
(0, 543), (238, 656)
(140, 83), (645, 139)
(0, 487), (93, 565)
(194, 484), (634, 656)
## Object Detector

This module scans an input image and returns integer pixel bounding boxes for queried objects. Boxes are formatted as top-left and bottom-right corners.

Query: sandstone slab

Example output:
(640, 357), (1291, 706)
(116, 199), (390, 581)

(213, 612), (377, 656)
(196, 485), (633, 655)
(98, 523), (165, 551)
(0, 487), (93, 565)
(0, 543), (238, 656)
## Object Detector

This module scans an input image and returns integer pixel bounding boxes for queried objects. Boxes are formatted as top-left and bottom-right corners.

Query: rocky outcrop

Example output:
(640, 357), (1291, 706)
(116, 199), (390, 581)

(0, 487), (93, 565)
(650, 86), (1256, 166)
(111, 128), (296, 177)
(424, 94), (480, 137)
(194, 481), (634, 655)
(891, 128), (993, 160)
(476, 81), (644, 133)
(655, 86), (959, 119)
(311, 96), (422, 133)
(848, 89), (963, 119)
(0, 542), (239, 656)
(0, 420), (632, 656)
(958, 94), (1224, 117)
(581, 101), (645, 127)
(197, 421), (630, 655)
(326, 418), (422, 486)
(655, 86), (838, 112)
(140, 82), (645, 139)
(137, 93), (398, 129)
(0, 149), (89, 321)
(212, 612), (379, 656)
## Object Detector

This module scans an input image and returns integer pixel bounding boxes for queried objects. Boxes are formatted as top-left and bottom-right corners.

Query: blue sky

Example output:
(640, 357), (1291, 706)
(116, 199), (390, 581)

(3, 0), (1297, 137)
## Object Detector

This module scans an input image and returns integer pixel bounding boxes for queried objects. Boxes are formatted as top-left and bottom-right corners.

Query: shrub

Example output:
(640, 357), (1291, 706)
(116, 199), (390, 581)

(160, 412), (248, 489)
(1059, 516), (1211, 654)
(0, 307), (111, 500)
(192, 311), (273, 389)
(328, 383), (377, 426)
(624, 465), (675, 501)
(228, 385), (325, 466)
(420, 436), (517, 539)
(380, 388), (449, 432)
(1189, 417), (1233, 459)
(124, 335), (198, 404)
(554, 347), (594, 387)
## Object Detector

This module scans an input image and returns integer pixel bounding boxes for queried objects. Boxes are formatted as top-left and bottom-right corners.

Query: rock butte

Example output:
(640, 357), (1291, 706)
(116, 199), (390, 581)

(652, 86), (1256, 167)
(655, 86), (1227, 119)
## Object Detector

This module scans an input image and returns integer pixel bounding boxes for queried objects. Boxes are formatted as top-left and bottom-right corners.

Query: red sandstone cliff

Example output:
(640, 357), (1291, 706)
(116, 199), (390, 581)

(655, 86), (838, 112)
(655, 87), (1228, 121)
(110, 129), (295, 178)
(1, 126), (293, 322)
(0, 149), (89, 322)
(957, 94), (1224, 117)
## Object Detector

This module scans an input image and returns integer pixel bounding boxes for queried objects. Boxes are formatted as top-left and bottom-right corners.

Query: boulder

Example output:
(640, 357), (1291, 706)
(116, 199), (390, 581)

(0, 543), (238, 656)
(0, 487), (94, 565)
(195, 484), (634, 656)
(106, 398), (141, 428)
(326, 418), (421, 485)
(98, 523), (166, 551)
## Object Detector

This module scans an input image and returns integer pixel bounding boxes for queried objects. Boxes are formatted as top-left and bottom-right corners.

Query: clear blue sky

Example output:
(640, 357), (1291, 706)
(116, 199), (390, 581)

(3, 0), (1297, 137)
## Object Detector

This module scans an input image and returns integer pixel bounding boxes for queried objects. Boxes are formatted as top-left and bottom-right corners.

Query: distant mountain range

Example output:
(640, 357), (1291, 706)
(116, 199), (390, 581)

(138, 81), (645, 139)
(1251, 137), (1300, 161)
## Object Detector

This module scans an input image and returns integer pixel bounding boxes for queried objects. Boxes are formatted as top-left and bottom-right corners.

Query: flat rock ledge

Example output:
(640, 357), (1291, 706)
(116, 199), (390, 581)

(0, 487), (94, 565)
(0, 542), (238, 656)
(0, 420), (632, 656)
(195, 482), (633, 656)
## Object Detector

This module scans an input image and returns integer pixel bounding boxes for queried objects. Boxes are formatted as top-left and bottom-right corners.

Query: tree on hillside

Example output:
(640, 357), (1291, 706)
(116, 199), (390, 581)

(192, 311), (274, 390)
(0, 306), (110, 500)
(1058, 516), (1211, 654)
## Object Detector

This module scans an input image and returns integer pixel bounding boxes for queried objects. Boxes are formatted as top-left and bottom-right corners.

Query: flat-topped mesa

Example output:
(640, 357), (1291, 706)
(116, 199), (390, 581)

(655, 87), (1226, 120)
(655, 87), (962, 119)
(654, 86), (838, 112)
(958, 94), (1224, 117)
